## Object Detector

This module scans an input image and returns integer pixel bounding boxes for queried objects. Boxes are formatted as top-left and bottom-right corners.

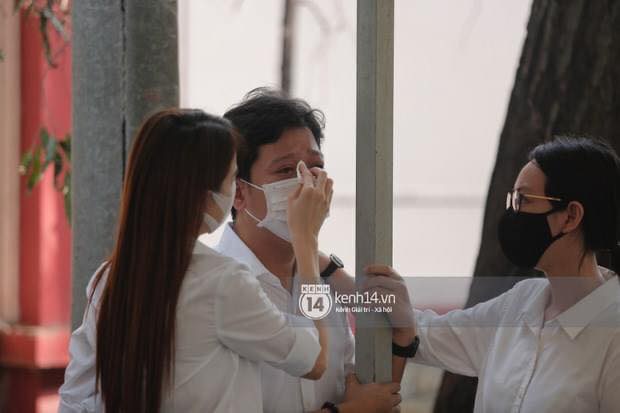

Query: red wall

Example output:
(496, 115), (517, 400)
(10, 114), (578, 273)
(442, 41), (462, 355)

(19, 10), (72, 327)
(0, 9), (72, 413)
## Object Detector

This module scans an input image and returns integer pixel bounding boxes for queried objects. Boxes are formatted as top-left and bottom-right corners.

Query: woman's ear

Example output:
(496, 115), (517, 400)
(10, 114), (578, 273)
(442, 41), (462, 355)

(563, 200), (585, 233)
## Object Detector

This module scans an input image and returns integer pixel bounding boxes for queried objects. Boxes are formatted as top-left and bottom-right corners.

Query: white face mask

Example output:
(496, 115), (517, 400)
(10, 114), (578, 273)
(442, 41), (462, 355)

(241, 176), (300, 242)
(204, 180), (236, 233)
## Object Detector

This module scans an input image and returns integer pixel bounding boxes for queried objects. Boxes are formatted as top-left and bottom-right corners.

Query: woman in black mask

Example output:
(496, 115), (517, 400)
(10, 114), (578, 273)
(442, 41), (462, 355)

(363, 137), (620, 412)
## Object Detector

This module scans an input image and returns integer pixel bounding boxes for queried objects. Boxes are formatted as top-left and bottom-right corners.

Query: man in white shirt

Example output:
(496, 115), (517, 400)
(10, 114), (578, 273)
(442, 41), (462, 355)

(218, 88), (409, 413)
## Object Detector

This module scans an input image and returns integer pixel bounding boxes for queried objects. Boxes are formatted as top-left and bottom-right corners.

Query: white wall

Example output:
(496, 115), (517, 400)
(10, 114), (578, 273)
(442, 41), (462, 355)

(180, 0), (532, 308)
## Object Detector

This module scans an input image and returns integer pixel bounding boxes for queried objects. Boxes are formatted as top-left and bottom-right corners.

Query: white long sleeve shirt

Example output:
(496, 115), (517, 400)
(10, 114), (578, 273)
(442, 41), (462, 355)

(58, 241), (321, 413)
(413, 267), (620, 413)
(214, 223), (355, 413)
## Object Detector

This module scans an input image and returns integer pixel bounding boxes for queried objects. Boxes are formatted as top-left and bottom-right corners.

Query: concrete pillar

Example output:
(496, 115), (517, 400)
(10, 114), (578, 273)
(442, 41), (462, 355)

(355, 0), (395, 384)
(71, 0), (179, 328)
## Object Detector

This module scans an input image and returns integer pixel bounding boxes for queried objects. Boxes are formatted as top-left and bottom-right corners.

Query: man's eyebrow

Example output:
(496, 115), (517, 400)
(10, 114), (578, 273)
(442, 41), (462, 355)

(308, 149), (324, 160)
(515, 185), (532, 192)
(269, 153), (296, 166)
(268, 150), (324, 167)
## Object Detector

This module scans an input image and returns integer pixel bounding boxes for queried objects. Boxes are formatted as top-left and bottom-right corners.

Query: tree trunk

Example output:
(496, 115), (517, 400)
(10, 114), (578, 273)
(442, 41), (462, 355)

(434, 1), (620, 411)
(281, 0), (295, 94)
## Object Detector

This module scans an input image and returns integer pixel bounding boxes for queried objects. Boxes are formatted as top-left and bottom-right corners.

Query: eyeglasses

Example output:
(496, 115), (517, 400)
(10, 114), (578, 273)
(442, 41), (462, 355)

(506, 190), (563, 212)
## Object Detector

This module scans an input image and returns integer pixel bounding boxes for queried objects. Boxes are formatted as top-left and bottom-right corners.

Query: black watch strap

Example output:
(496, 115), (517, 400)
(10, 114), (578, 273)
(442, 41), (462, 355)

(320, 261), (338, 278)
(321, 401), (339, 413)
(392, 335), (420, 358)
(320, 254), (344, 278)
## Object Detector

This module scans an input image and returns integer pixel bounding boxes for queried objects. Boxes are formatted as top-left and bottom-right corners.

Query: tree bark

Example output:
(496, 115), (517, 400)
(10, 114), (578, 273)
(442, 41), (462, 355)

(434, 1), (620, 411)
(281, 0), (295, 94)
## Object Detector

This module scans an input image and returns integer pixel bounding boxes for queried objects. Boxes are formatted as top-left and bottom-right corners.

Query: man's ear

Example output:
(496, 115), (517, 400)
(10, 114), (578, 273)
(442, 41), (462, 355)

(233, 178), (247, 214)
(563, 200), (585, 233)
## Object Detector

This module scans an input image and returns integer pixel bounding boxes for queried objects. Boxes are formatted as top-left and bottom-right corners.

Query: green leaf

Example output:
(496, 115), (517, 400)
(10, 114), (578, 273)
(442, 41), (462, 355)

(53, 152), (63, 187)
(59, 135), (71, 160)
(0, 49), (4, 62)
(46, 8), (67, 40)
(39, 12), (57, 68)
(17, 1), (35, 17)
(27, 148), (42, 191)
(40, 128), (50, 147)
(13, 0), (26, 13)
(20, 150), (34, 174)
(44, 132), (57, 167)
(63, 172), (71, 222)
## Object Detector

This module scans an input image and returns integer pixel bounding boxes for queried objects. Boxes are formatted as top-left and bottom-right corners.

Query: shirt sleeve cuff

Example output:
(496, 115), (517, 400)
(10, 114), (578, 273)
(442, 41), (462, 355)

(272, 315), (321, 377)
(58, 397), (97, 413)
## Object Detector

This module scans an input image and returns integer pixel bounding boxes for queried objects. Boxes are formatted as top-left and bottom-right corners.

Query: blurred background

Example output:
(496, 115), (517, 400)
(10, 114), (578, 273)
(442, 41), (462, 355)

(3, 0), (620, 412)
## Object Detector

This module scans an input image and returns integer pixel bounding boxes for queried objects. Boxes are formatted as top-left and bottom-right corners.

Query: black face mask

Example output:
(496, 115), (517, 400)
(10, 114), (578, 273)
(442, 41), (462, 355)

(498, 207), (565, 268)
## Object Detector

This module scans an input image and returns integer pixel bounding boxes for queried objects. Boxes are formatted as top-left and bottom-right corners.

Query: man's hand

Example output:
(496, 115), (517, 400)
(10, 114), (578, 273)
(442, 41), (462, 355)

(337, 374), (401, 413)
(287, 161), (333, 247)
(362, 265), (417, 346)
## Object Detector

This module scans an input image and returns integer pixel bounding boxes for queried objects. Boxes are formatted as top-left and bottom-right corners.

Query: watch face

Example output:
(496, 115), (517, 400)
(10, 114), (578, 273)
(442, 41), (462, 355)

(330, 254), (344, 268)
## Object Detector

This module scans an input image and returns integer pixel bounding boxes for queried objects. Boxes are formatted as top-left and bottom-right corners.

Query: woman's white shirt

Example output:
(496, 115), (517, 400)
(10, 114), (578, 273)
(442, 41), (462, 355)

(58, 242), (321, 413)
(413, 267), (620, 413)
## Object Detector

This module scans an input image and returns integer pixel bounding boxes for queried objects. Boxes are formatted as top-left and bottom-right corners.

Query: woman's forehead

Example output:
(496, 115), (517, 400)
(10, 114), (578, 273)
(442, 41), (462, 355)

(515, 161), (546, 193)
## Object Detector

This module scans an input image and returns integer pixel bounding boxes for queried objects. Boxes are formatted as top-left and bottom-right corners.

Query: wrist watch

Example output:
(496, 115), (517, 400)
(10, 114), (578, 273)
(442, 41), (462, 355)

(320, 254), (344, 278)
(392, 335), (420, 358)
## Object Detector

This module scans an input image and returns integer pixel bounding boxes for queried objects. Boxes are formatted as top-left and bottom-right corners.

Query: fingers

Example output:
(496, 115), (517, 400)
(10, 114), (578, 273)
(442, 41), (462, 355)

(345, 373), (359, 386)
(315, 169), (328, 192)
(325, 178), (334, 212)
(384, 382), (401, 394)
(295, 162), (333, 220)
(325, 177), (333, 198)
(364, 264), (402, 280)
(362, 276), (399, 291)
(297, 161), (314, 188)
(365, 264), (393, 276)
(391, 393), (402, 407)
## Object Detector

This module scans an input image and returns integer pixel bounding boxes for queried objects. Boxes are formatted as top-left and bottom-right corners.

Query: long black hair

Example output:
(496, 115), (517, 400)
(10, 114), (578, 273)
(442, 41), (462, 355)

(93, 109), (236, 413)
(528, 136), (620, 273)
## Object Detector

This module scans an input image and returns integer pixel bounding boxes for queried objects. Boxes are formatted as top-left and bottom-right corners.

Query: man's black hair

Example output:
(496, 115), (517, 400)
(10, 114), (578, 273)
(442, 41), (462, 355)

(224, 87), (325, 183)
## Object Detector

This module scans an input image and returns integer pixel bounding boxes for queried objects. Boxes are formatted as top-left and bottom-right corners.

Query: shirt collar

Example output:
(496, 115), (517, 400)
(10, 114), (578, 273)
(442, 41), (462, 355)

(193, 238), (211, 255)
(213, 223), (280, 286)
(555, 268), (620, 340)
(519, 268), (620, 340)
(519, 280), (551, 332)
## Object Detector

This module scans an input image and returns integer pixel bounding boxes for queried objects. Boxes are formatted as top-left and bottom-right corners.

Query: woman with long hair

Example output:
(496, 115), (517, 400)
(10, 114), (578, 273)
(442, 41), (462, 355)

(364, 137), (620, 412)
(59, 109), (332, 412)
